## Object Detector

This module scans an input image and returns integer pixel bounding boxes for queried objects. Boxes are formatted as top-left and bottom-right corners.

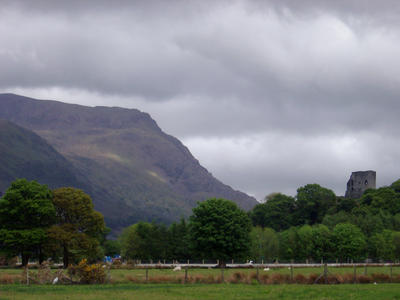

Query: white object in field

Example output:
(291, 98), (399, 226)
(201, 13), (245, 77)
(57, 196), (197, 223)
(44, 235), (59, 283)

(374, 282), (377, 285)
(173, 265), (182, 271)
(52, 277), (58, 284)
(263, 268), (270, 271)
(249, 260), (253, 264)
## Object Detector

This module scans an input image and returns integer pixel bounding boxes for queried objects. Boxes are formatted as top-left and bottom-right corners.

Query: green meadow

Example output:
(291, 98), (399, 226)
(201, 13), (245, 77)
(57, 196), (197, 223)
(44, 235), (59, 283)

(1, 283), (400, 300)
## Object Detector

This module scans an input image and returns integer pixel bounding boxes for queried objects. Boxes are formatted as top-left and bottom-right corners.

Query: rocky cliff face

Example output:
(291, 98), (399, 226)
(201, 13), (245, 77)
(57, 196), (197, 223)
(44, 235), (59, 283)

(0, 93), (257, 230)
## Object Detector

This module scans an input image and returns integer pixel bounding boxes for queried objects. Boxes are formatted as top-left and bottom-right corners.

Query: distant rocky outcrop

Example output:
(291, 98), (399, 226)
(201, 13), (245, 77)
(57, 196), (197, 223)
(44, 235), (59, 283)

(345, 170), (376, 199)
(0, 93), (257, 231)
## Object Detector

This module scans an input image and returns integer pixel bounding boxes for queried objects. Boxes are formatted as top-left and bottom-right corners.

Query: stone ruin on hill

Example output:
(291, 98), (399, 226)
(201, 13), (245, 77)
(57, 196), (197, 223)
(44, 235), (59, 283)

(345, 170), (376, 199)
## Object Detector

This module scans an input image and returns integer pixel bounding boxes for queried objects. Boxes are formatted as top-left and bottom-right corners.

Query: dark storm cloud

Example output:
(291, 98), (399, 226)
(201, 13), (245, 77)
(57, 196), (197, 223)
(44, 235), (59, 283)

(1, 0), (400, 199)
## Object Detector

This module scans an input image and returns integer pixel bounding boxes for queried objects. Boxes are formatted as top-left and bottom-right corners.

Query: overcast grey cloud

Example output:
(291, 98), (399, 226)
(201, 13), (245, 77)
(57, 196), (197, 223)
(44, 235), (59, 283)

(1, 0), (400, 199)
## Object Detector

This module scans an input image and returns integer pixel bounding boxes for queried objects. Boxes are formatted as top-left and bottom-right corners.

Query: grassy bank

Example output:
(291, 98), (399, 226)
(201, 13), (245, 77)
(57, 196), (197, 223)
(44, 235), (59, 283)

(1, 283), (400, 300)
(2, 266), (400, 284)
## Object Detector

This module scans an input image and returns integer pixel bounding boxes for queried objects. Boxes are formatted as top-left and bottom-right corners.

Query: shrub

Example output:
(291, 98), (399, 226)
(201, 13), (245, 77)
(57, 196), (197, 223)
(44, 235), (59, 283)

(68, 259), (106, 284)
(229, 272), (246, 283)
(294, 274), (307, 284)
(268, 273), (290, 284)
(307, 273), (318, 284)
(371, 273), (390, 283)
(0, 274), (17, 284)
(260, 274), (269, 284)
(358, 275), (372, 283)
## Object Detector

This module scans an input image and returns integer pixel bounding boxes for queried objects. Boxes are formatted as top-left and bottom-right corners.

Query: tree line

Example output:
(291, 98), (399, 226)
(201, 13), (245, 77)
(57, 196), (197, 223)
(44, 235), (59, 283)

(118, 180), (400, 263)
(3, 178), (400, 266)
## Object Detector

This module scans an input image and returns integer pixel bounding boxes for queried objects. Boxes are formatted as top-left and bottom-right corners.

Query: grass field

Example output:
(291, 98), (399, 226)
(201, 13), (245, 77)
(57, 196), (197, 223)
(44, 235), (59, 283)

(1, 266), (400, 284)
(1, 283), (400, 300)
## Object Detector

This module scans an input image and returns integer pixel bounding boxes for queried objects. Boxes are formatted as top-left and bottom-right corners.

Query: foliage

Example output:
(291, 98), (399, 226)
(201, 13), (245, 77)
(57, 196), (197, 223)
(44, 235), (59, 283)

(103, 240), (121, 257)
(332, 223), (366, 261)
(369, 230), (395, 260)
(391, 179), (400, 193)
(360, 187), (400, 215)
(310, 224), (333, 261)
(119, 222), (169, 260)
(47, 187), (105, 268)
(251, 193), (296, 231)
(168, 218), (190, 259)
(249, 227), (279, 261)
(0, 179), (55, 265)
(68, 259), (106, 284)
(189, 198), (251, 263)
(295, 184), (336, 225)
(278, 227), (299, 261)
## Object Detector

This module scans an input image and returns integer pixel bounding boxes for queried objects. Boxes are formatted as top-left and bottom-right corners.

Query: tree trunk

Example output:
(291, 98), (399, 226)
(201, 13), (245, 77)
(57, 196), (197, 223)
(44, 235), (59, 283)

(63, 245), (69, 268)
(21, 254), (30, 267)
(218, 260), (226, 268)
(38, 246), (44, 265)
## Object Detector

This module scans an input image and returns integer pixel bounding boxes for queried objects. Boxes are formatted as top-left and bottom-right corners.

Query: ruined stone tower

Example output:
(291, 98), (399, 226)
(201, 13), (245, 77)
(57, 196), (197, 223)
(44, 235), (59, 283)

(345, 170), (376, 199)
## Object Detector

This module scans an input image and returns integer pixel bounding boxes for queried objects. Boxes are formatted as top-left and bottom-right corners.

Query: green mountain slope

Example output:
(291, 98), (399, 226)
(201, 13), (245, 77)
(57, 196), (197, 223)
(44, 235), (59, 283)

(0, 119), (84, 194)
(0, 93), (257, 230)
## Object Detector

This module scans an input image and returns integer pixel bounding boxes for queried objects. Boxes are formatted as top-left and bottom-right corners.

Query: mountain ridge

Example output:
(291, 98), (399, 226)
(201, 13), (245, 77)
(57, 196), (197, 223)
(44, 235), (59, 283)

(0, 93), (257, 231)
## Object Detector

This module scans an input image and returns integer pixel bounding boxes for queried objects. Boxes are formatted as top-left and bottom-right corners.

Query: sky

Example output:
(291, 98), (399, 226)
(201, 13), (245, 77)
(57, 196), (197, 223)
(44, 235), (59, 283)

(1, 0), (400, 200)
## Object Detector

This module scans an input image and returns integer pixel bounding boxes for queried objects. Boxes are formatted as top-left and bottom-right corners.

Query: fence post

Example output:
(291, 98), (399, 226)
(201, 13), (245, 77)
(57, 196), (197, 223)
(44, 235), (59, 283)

(364, 264), (367, 275)
(323, 263), (328, 284)
(221, 267), (224, 283)
(256, 266), (260, 283)
(25, 266), (29, 285)
(290, 265), (294, 283)
(187, 259), (189, 265)
(145, 268), (148, 282)
(353, 264), (357, 284)
(202, 259), (204, 265)
(185, 267), (188, 284)
(217, 259), (219, 266)
(232, 259), (234, 264)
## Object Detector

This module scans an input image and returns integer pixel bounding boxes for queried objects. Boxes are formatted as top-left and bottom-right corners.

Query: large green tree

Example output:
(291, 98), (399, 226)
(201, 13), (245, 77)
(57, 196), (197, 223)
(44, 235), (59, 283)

(119, 222), (169, 260)
(251, 193), (296, 231)
(296, 184), (336, 225)
(47, 187), (105, 268)
(0, 179), (55, 266)
(189, 198), (251, 265)
(332, 223), (366, 262)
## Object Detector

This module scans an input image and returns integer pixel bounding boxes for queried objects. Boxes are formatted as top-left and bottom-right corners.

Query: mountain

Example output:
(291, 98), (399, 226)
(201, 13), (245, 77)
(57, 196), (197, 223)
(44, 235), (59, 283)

(0, 93), (257, 231)
(0, 119), (84, 194)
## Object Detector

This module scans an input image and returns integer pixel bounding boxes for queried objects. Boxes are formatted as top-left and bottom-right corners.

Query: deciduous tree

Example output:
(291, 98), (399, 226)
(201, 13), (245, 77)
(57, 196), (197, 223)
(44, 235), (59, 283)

(47, 187), (105, 268)
(189, 198), (251, 265)
(0, 179), (55, 266)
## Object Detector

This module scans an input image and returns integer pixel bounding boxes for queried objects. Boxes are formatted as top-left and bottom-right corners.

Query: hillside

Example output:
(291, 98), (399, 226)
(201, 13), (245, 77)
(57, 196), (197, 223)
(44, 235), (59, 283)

(0, 93), (257, 231)
(0, 119), (84, 194)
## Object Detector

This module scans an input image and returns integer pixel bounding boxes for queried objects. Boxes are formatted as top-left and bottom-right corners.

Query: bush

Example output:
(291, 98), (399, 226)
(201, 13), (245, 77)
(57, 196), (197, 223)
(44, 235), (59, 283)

(268, 273), (290, 284)
(294, 274), (307, 284)
(229, 272), (246, 283)
(358, 275), (372, 283)
(0, 274), (17, 284)
(68, 259), (106, 284)
(371, 273), (390, 283)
